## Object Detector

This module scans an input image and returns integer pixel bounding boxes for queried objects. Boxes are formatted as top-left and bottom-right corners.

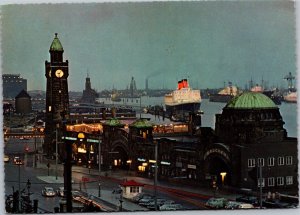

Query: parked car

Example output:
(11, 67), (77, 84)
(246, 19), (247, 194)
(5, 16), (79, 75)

(138, 196), (155, 206)
(72, 191), (82, 200)
(225, 201), (241, 209)
(238, 203), (255, 209)
(159, 203), (183, 211)
(236, 196), (259, 205)
(205, 198), (228, 209)
(41, 187), (56, 197)
(56, 187), (64, 197)
(132, 193), (153, 203)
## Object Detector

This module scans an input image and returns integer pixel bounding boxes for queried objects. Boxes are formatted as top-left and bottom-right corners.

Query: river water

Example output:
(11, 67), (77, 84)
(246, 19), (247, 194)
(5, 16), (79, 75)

(97, 96), (298, 138)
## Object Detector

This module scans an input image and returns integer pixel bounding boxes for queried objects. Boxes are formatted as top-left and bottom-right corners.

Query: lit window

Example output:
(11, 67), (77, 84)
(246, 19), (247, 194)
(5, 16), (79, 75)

(286, 156), (293, 165)
(248, 158), (255, 168)
(278, 157), (284, 166)
(286, 176), (293, 185)
(257, 158), (264, 167)
(48, 106), (52, 112)
(268, 157), (275, 166)
(130, 187), (139, 193)
(257, 178), (265, 187)
(277, 177), (284, 186)
(268, 177), (275, 187)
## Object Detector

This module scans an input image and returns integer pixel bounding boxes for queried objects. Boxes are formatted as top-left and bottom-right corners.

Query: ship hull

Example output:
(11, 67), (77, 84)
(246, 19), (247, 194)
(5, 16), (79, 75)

(165, 102), (201, 115)
(209, 94), (233, 103)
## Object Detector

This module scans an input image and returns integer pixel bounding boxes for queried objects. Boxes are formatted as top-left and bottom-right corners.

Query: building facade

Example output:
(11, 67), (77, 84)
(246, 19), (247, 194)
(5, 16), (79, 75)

(2, 74), (27, 98)
(81, 73), (98, 104)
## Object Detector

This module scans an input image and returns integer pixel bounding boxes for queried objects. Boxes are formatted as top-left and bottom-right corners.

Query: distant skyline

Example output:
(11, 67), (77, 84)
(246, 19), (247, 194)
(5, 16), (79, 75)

(1, 1), (296, 92)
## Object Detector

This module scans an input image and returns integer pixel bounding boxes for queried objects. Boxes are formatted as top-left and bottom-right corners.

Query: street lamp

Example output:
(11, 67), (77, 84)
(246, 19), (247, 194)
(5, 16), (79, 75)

(15, 158), (23, 212)
(88, 160), (91, 173)
(26, 179), (31, 196)
(98, 183), (101, 197)
(154, 140), (158, 211)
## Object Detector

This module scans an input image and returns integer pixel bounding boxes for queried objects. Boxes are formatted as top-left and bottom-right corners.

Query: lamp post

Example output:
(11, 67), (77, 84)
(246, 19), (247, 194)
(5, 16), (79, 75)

(119, 190), (123, 211)
(15, 158), (23, 213)
(98, 183), (101, 197)
(154, 140), (158, 211)
(26, 179), (31, 196)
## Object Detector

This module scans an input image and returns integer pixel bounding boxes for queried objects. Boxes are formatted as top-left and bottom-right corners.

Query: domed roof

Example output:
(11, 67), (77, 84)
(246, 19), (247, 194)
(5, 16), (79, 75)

(225, 92), (277, 109)
(50, 33), (63, 51)
(130, 119), (153, 128)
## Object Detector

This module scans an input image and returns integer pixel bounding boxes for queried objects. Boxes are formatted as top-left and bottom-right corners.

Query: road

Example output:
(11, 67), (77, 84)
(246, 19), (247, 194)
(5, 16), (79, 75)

(4, 137), (209, 212)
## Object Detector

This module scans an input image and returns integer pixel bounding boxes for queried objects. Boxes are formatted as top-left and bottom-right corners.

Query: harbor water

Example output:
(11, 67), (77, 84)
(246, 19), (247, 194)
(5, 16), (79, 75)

(97, 97), (298, 138)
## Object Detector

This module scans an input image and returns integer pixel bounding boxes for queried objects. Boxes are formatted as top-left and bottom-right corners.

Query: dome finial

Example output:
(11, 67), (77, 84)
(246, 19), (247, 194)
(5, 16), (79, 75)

(55, 33), (58, 38)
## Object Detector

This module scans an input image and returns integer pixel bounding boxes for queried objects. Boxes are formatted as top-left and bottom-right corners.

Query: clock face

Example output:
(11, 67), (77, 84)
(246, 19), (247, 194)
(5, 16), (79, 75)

(55, 69), (64, 78)
(48, 70), (51, 78)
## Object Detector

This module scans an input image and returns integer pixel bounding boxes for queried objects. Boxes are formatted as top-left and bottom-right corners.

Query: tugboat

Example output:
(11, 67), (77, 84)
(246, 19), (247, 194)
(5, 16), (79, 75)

(164, 79), (201, 121)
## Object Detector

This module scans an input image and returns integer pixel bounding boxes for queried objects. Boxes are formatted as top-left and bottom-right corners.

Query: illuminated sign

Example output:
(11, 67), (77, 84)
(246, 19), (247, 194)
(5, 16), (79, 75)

(149, 160), (156, 163)
(62, 136), (77, 141)
(87, 139), (100, 143)
(161, 161), (171, 165)
(187, 164), (196, 169)
(137, 158), (146, 162)
(204, 148), (230, 161)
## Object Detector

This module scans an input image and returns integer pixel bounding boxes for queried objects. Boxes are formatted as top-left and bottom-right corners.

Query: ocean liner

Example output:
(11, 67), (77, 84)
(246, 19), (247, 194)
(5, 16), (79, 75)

(164, 79), (201, 119)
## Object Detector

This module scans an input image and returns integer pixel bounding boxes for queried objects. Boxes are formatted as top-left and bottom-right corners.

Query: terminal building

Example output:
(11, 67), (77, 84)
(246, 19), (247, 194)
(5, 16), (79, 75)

(2, 74), (27, 98)
(64, 92), (297, 196)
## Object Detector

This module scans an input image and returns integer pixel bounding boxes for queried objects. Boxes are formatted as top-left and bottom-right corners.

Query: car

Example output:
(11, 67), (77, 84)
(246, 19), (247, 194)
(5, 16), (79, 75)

(72, 191), (83, 200)
(13, 156), (20, 163)
(238, 203), (255, 209)
(132, 193), (153, 203)
(236, 196), (259, 205)
(159, 204), (183, 211)
(139, 197), (155, 206)
(41, 187), (56, 197)
(225, 201), (241, 209)
(56, 187), (64, 197)
(205, 198), (228, 209)
(4, 155), (10, 163)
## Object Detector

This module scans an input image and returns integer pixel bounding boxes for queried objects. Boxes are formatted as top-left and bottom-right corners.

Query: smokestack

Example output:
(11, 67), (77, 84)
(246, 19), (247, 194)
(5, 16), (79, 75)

(145, 78), (148, 91)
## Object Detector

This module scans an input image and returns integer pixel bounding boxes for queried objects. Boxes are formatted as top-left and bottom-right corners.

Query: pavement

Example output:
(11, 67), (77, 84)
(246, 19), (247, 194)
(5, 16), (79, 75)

(34, 158), (242, 212)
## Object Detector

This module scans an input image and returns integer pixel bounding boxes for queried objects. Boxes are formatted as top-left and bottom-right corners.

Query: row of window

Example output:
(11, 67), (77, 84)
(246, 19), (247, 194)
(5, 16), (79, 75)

(248, 156), (293, 168)
(257, 176), (293, 187)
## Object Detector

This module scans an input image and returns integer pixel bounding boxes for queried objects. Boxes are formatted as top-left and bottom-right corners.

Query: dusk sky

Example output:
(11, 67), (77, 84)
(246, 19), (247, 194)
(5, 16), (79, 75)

(0, 1), (296, 92)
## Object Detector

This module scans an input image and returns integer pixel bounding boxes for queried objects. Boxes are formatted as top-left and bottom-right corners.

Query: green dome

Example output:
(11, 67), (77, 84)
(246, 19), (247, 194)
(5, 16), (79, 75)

(104, 118), (124, 127)
(50, 33), (63, 51)
(130, 119), (153, 128)
(226, 92), (277, 109)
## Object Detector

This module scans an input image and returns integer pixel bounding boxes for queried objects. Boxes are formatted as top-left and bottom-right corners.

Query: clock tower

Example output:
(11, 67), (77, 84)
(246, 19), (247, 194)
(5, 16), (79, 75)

(44, 33), (69, 156)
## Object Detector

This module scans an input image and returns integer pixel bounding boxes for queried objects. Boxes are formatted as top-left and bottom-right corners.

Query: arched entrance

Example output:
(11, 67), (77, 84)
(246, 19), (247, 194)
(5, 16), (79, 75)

(111, 146), (129, 170)
(203, 144), (231, 187)
(206, 155), (231, 186)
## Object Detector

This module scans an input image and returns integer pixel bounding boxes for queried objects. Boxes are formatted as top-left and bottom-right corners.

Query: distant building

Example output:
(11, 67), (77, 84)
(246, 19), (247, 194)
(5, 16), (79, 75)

(129, 77), (137, 97)
(15, 90), (32, 114)
(2, 74), (27, 98)
(81, 73), (98, 103)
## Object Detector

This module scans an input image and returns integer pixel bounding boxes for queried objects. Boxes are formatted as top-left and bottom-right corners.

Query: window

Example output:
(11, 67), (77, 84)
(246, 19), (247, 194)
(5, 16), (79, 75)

(248, 158), (255, 168)
(268, 177), (275, 187)
(286, 156), (293, 165)
(278, 157), (284, 166)
(257, 178), (265, 187)
(277, 177), (284, 186)
(286, 176), (293, 185)
(257, 158), (264, 167)
(268, 157), (275, 166)
(130, 187), (139, 193)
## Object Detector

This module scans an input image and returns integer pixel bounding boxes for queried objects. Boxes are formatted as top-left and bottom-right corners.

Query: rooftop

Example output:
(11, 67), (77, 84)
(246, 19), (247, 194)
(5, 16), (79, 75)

(225, 92), (277, 109)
